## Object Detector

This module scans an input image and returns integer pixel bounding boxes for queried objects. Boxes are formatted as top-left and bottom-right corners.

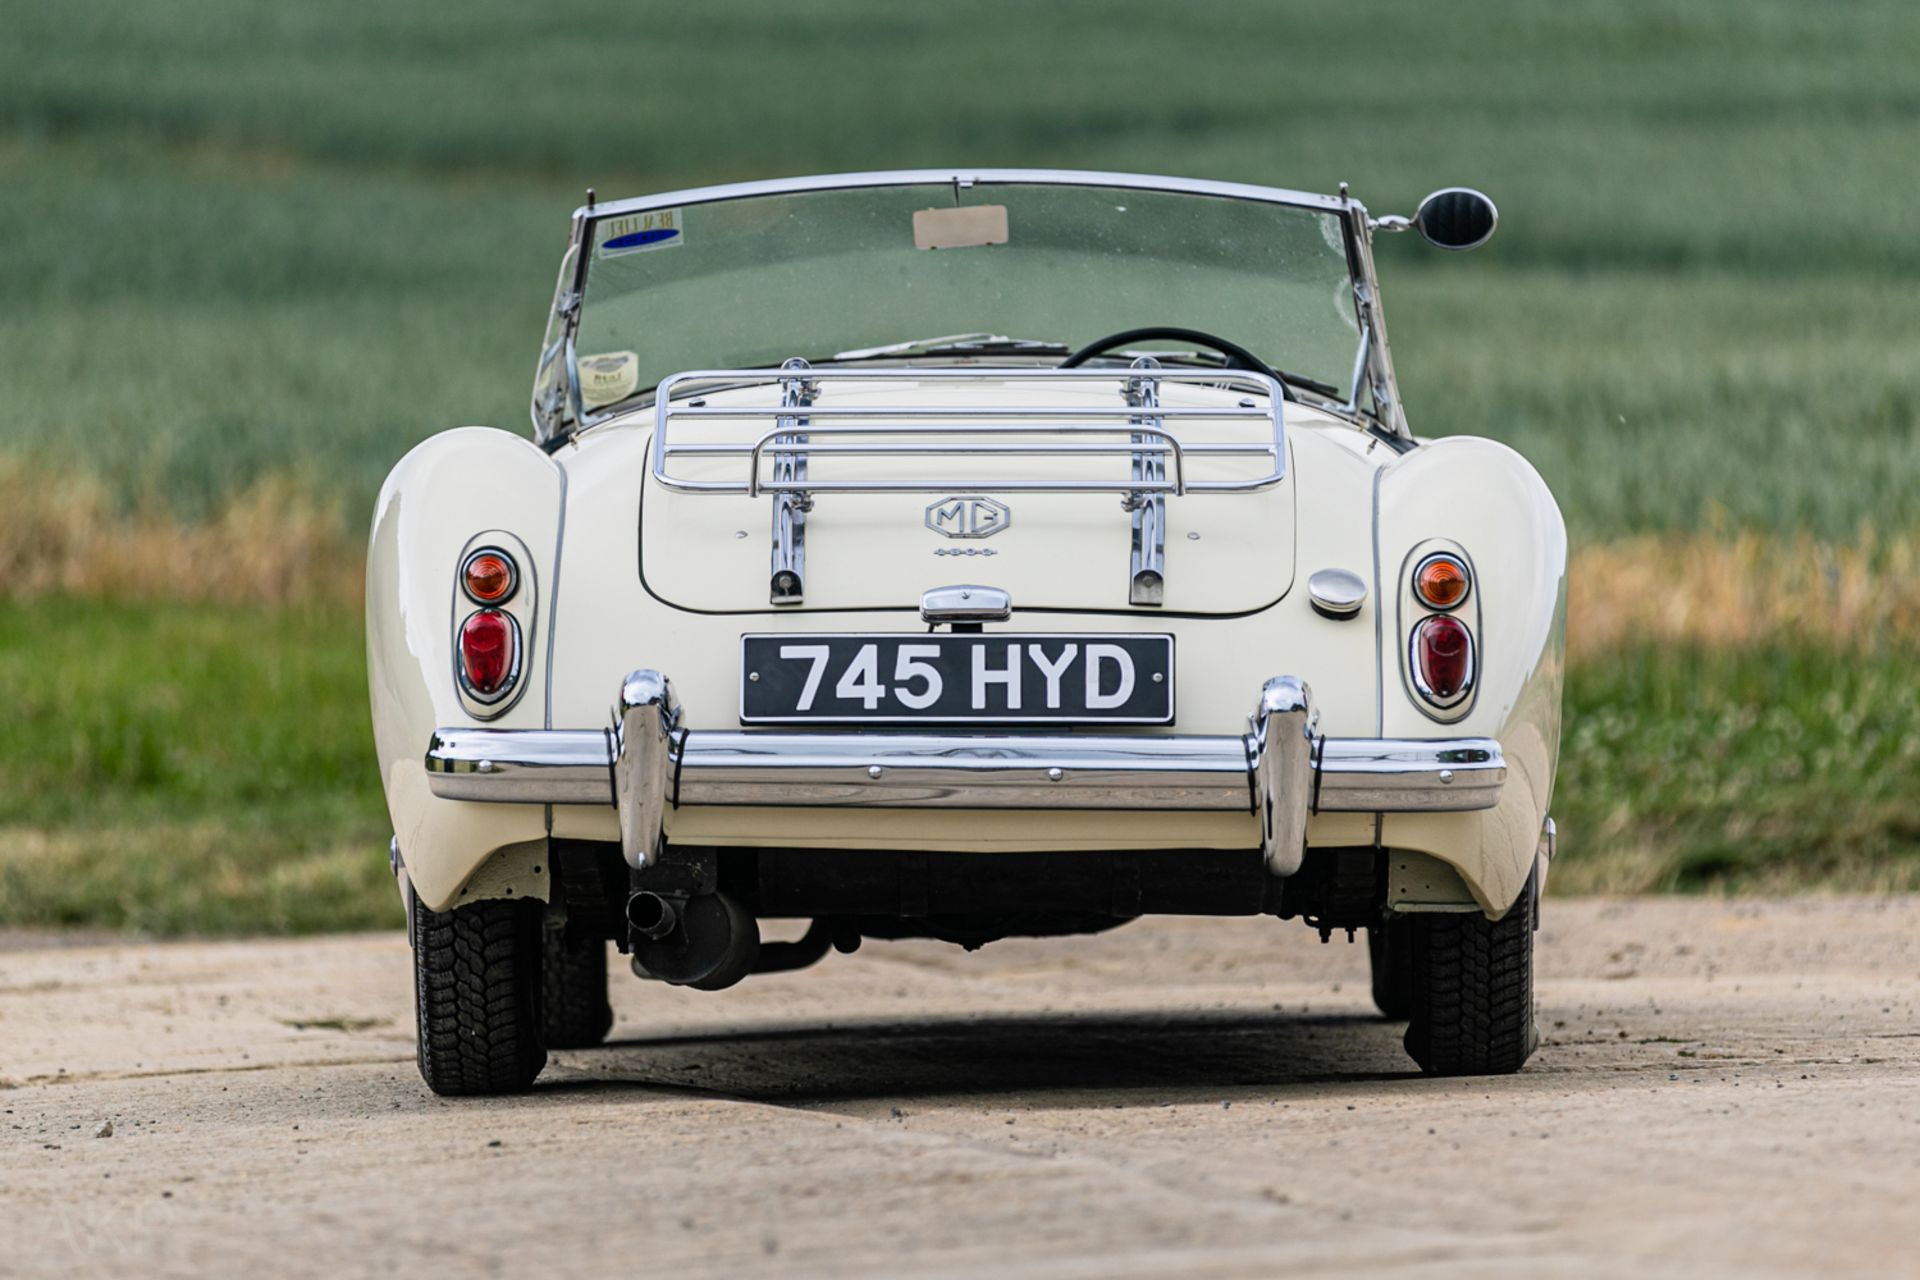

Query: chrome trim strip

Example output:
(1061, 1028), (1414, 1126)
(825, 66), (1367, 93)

(425, 672), (1506, 875)
(665, 405), (1273, 421)
(426, 728), (612, 802)
(425, 725), (1504, 813)
(679, 730), (1251, 811)
(1314, 738), (1504, 810)
(543, 464), (567, 733)
(573, 168), (1352, 224)
(1371, 464), (1386, 738)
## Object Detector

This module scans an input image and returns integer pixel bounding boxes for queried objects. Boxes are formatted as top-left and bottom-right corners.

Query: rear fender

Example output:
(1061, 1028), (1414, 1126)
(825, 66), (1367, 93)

(366, 427), (564, 911)
(1374, 436), (1566, 916)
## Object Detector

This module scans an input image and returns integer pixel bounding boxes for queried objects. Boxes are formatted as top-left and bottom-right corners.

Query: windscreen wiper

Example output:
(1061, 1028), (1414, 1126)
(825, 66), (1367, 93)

(1101, 349), (1344, 400)
(830, 333), (1069, 360)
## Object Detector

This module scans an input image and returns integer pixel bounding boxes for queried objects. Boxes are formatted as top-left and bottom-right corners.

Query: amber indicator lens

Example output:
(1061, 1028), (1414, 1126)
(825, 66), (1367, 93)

(1414, 555), (1470, 610)
(460, 610), (516, 696)
(1415, 614), (1472, 702)
(463, 551), (515, 604)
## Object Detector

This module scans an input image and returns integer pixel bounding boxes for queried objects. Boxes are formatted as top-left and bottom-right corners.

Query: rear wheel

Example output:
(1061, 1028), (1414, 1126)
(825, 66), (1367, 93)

(1401, 879), (1537, 1076)
(412, 897), (547, 1096)
(1366, 921), (1413, 1020)
(542, 927), (614, 1049)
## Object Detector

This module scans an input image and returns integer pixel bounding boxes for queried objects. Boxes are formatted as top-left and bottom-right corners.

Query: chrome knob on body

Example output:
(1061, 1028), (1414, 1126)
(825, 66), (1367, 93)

(1307, 568), (1369, 620)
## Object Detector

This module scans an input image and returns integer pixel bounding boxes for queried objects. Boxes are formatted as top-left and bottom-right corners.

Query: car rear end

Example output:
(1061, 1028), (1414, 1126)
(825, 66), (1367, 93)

(427, 364), (1532, 920)
(375, 171), (1562, 1094)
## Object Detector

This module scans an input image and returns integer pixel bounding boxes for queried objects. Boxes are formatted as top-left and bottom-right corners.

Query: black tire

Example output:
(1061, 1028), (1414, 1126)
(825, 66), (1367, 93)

(1367, 921), (1414, 1021)
(413, 897), (547, 1096)
(541, 927), (614, 1049)
(1402, 879), (1538, 1076)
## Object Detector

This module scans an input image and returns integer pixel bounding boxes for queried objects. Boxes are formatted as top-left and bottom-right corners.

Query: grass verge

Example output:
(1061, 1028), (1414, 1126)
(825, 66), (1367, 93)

(0, 599), (396, 933)
(2, 590), (1914, 934)
(1553, 644), (1920, 894)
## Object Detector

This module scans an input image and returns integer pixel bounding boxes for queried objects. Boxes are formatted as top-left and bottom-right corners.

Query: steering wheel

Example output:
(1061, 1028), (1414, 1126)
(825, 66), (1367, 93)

(1057, 326), (1291, 398)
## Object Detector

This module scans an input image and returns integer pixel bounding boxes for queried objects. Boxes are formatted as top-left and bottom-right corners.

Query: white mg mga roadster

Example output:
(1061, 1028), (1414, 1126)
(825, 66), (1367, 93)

(367, 170), (1565, 1095)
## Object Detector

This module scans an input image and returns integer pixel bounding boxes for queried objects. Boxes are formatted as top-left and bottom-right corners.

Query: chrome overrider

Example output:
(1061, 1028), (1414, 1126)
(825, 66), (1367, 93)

(424, 671), (1505, 876)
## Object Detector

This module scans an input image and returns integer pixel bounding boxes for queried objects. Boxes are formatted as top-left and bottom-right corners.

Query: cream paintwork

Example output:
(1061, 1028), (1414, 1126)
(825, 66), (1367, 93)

(366, 428), (563, 911)
(1375, 437), (1567, 917)
(368, 383), (1564, 918)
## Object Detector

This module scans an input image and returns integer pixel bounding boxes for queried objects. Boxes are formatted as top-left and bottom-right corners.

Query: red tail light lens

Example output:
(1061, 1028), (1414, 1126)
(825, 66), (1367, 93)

(462, 550), (516, 604)
(1413, 614), (1474, 706)
(459, 609), (519, 699)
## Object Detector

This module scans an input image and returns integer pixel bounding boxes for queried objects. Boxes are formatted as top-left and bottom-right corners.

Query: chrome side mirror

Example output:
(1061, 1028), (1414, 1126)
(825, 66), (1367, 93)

(1372, 188), (1499, 252)
(1414, 188), (1498, 250)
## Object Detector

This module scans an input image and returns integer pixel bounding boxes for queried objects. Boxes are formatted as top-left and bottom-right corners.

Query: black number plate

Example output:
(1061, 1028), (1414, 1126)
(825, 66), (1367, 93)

(739, 634), (1174, 725)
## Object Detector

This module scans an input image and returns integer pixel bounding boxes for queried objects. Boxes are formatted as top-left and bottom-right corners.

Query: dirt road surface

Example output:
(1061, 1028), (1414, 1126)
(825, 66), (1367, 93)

(3, 896), (1917, 1278)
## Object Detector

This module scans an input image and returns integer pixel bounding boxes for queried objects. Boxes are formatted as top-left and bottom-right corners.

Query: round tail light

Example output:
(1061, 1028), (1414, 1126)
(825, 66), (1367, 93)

(462, 549), (517, 604)
(459, 609), (520, 699)
(1412, 614), (1474, 707)
(1413, 553), (1471, 610)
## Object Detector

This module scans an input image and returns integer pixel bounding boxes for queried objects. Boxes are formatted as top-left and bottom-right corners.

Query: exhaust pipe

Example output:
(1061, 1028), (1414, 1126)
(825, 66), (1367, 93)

(624, 890), (679, 940)
(629, 891), (760, 991)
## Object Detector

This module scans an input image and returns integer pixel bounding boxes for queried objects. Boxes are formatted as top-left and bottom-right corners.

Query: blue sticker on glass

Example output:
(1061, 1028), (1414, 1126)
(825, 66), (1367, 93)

(599, 209), (683, 258)
(604, 226), (680, 251)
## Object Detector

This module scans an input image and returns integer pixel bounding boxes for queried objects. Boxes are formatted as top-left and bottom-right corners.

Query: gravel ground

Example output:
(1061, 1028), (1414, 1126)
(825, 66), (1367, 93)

(2, 896), (1917, 1278)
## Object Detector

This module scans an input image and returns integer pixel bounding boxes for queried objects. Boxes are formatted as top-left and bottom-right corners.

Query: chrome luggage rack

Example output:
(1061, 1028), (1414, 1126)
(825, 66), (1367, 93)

(648, 361), (1289, 606)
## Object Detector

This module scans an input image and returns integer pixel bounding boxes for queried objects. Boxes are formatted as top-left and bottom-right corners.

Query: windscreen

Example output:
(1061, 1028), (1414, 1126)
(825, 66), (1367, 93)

(571, 181), (1361, 414)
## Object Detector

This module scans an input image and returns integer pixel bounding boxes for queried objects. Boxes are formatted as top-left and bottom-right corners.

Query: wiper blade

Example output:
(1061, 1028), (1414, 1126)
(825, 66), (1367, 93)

(1270, 368), (1343, 399)
(831, 332), (1068, 360)
(1096, 349), (1344, 399)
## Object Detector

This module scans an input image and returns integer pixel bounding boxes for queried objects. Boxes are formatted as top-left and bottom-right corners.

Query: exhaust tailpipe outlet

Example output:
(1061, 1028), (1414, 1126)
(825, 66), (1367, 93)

(630, 891), (760, 991)
(625, 890), (680, 941)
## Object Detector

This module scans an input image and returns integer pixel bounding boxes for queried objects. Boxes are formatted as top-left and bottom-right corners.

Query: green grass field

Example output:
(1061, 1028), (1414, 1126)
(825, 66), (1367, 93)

(2, 0), (1917, 930)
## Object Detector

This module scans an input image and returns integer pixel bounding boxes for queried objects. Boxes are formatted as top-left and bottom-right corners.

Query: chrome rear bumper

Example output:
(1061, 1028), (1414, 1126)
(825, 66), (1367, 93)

(424, 670), (1504, 875)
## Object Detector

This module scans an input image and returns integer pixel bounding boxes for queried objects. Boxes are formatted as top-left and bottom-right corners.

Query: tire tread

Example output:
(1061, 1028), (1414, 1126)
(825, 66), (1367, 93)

(1403, 882), (1537, 1076)
(413, 897), (547, 1095)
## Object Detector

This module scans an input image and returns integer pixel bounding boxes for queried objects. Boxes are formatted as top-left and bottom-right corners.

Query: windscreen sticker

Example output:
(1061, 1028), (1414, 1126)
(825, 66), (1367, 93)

(577, 351), (639, 408)
(598, 209), (683, 257)
(913, 204), (1009, 250)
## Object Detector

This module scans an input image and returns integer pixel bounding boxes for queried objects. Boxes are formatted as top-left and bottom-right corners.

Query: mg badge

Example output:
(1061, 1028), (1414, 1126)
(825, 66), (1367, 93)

(925, 495), (1011, 540)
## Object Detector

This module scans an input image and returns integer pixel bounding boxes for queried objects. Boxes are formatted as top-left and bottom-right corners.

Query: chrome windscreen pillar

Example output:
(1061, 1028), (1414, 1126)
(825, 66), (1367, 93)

(768, 357), (815, 605)
(614, 670), (680, 869)
(1249, 675), (1316, 875)
(1125, 357), (1167, 606)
